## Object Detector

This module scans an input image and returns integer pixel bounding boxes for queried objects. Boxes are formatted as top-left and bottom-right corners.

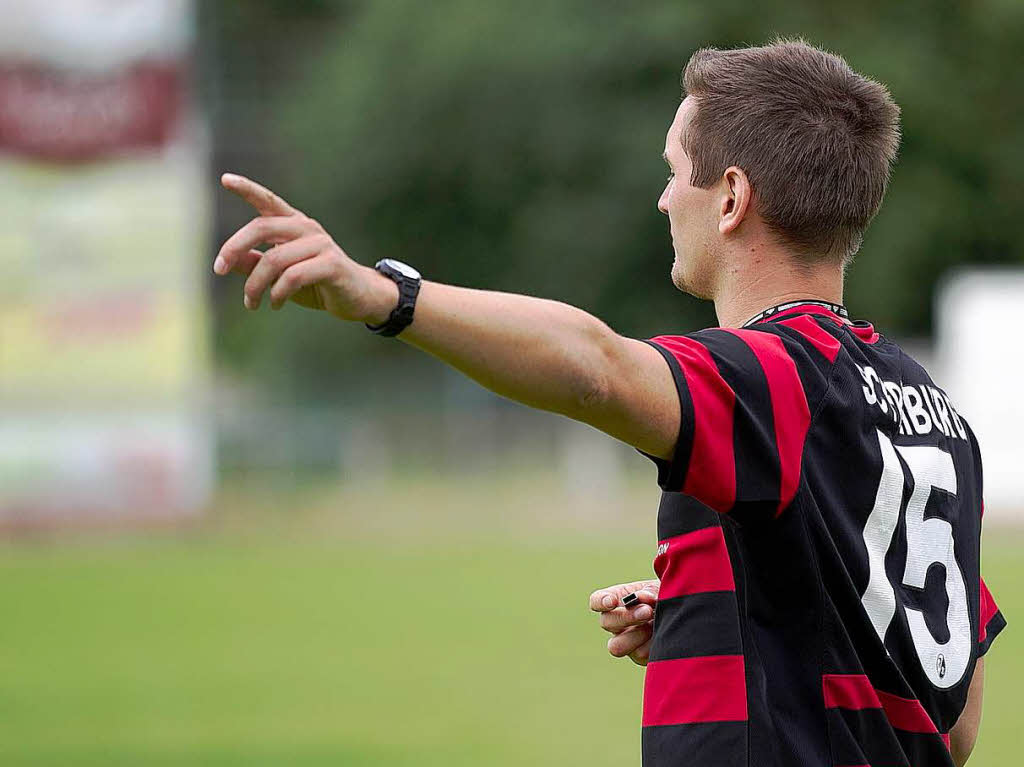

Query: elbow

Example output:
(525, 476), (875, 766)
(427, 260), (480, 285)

(570, 369), (610, 417)
(562, 318), (617, 418)
(575, 330), (618, 415)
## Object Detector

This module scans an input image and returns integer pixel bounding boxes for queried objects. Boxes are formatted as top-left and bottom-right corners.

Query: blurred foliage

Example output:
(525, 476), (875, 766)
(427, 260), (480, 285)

(202, 0), (1024, 398)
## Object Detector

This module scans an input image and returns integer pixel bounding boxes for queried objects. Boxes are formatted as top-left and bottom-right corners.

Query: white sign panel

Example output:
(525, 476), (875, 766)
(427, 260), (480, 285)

(0, 0), (211, 526)
(937, 269), (1024, 522)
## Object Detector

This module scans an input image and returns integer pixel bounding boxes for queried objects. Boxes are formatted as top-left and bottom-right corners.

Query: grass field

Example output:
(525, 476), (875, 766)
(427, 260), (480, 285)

(0, 471), (1018, 765)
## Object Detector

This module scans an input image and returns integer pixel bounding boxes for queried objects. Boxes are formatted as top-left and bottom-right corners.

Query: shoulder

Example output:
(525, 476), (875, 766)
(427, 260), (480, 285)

(651, 317), (851, 423)
(647, 319), (841, 417)
(651, 317), (844, 382)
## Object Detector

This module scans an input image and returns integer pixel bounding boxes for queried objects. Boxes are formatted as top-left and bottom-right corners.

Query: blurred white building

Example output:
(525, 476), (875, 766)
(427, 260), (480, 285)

(937, 269), (1024, 523)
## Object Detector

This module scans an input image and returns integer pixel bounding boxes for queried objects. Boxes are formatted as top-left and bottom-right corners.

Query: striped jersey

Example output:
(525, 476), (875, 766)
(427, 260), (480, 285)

(637, 301), (1005, 767)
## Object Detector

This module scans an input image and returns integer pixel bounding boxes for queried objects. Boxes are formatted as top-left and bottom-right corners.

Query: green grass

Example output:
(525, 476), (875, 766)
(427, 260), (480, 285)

(968, 531), (1021, 766)
(0, 536), (650, 765)
(0, 475), (1017, 765)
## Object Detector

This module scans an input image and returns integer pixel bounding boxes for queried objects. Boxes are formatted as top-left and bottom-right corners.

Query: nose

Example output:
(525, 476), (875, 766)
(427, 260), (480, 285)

(657, 185), (669, 215)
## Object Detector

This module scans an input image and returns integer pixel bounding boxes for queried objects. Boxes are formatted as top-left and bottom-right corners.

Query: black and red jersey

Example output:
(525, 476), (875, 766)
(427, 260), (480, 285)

(637, 302), (1005, 767)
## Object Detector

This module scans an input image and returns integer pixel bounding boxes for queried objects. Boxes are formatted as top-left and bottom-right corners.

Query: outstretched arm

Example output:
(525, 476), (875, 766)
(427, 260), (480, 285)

(216, 173), (679, 459)
(399, 281), (674, 450)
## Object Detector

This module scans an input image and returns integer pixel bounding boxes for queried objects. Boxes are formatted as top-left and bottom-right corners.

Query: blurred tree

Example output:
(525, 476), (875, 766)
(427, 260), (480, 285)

(204, 0), (1024, 398)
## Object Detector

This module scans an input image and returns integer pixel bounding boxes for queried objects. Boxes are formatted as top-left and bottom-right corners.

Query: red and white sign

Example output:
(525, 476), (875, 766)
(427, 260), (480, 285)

(0, 63), (184, 161)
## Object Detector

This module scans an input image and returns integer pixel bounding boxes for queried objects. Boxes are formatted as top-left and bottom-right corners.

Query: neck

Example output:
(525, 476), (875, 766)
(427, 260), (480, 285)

(712, 256), (844, 329)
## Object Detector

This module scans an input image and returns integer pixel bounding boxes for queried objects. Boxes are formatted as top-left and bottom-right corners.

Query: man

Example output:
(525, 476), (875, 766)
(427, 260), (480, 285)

(215, 39), (1003, 767)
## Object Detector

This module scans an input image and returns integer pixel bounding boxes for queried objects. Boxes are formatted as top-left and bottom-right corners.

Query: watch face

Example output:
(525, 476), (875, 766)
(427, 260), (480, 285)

(380, 258), (421, 281)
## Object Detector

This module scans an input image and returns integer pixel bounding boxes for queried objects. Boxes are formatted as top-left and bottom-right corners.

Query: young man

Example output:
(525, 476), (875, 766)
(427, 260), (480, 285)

(215, 40), (1003, 767)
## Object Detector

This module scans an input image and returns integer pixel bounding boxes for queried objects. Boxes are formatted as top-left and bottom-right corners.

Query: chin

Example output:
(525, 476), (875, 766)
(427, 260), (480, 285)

(671, 260), (704, 299)
(670, 266), (687, 293)
(671, 249), (715, 300)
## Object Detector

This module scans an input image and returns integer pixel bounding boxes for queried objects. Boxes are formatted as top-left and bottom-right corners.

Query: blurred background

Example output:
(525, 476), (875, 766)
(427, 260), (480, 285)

(1, 1), (1022, 764)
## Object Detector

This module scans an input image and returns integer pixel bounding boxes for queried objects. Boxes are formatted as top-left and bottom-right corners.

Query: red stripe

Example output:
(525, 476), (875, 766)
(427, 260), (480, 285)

(777, 315), (842, 363)
(822, 675), (938, 734)
(823, 674), (881, 710)
(652, 336), (736, 511)
(654, 526), (735, 599)
(643, 655), (747, 726)
(980, 577), (998, 642)
(941, 732), (951, 750)
(725, 330), (811, 516)
(876, 690), (938, 734)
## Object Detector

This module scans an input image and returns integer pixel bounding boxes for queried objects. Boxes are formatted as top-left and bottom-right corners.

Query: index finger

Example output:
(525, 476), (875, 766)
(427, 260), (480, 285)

(221, 172), (298, 216)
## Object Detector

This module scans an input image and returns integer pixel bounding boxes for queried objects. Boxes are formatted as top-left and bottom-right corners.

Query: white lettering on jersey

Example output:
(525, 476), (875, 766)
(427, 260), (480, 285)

(861, 430), (903, 642)
(898, 442), (972, 688)
(903, 385), (933, 435)
(855, 365), (967, 441)
(861, 430), (973, 689)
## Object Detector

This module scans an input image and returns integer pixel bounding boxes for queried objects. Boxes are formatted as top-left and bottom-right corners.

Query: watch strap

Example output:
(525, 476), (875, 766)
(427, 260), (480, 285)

(365, 261), (421, 337)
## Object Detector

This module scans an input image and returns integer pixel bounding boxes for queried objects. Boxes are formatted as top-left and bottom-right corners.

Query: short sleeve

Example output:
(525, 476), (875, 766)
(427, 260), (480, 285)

(979, 576), (1006, 656)
(637, 321), (838, 521)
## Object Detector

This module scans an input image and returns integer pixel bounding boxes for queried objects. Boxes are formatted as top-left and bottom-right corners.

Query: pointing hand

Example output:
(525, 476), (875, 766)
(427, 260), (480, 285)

(215, 173), (396, 322)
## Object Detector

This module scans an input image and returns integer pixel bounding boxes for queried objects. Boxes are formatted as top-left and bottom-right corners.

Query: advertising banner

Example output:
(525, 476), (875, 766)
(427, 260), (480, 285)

(0, 0), (212, 525)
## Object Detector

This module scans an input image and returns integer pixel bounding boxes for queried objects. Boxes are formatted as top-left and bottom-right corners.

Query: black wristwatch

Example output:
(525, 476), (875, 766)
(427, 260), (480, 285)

(365, 258), (422, 337)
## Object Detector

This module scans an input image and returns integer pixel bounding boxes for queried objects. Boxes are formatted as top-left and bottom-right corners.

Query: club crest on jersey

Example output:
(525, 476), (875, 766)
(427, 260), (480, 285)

(856, 364), (968, 440)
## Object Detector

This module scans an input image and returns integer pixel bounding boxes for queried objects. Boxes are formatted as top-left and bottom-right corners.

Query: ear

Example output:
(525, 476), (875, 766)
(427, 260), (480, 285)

(718, 166), (752, 235)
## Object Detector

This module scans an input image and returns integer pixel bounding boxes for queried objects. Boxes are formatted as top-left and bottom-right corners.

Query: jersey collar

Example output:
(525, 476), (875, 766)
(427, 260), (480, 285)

(741, 300), (849, 329)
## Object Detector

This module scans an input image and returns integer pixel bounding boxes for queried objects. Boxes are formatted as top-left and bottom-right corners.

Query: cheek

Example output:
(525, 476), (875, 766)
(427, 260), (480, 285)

(668, 184), (694, 224)
(677, 186), (715, 233)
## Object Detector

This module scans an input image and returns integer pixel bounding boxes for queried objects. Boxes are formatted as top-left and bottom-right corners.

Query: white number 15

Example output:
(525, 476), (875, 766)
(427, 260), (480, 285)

(861, 429), (972, 689)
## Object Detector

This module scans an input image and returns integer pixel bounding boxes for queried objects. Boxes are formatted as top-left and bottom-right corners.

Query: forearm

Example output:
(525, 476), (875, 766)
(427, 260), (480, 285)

(950, 657), (984, 766)
(362, 269), (615, 418)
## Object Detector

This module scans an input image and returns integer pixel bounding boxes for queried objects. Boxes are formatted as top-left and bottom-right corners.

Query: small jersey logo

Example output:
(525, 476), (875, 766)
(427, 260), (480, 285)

(656, 542), (669, 557)
(936, 654), (947, 680)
